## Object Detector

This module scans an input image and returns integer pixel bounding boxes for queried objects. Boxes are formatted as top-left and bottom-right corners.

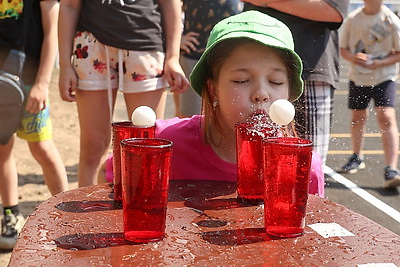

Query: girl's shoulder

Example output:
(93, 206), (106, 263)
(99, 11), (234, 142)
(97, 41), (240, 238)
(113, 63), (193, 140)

(155, 115), (204, 145)
(156, 115), (203, 135)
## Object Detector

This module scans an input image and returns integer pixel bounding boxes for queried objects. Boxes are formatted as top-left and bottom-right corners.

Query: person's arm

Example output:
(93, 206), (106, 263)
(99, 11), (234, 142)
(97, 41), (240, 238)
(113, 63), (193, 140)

(368, 51), (400, 69)
(242, 0), (345, 23)
(341, 45), (400, 69)
(158, 0), (189, 93)
(25, 0), (59, 114)
(58, 0), (82, 102)
(340, 47), (368, 65)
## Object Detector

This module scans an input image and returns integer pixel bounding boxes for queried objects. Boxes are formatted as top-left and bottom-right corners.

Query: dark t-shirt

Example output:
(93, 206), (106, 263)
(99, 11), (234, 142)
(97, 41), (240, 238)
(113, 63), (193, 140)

(0, 0), (44, 85)
(244, 0), (349, 88)
(78, 0), (163, 51)
(182, 0), (242, 60)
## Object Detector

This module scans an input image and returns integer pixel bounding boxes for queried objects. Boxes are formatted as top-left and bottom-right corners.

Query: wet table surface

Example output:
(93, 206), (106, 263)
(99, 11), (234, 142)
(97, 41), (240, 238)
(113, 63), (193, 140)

(10, 181), (400, 266)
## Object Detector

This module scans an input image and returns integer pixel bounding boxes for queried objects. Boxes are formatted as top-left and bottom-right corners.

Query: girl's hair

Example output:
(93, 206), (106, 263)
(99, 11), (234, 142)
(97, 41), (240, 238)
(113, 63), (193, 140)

(200, 38), (299, 145)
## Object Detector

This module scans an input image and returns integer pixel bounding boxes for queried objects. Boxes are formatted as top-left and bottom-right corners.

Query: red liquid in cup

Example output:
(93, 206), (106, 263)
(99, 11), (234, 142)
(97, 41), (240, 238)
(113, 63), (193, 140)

(236, 120), (279, 204)
(121, 138), (172, 243)
(263, 137), (312, 237)
(112, 121), (155, 203)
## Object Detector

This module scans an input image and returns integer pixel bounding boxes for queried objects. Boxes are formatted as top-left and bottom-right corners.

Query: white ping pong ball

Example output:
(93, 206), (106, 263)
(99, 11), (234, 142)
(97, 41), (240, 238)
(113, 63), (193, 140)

(268, 99), (295, 125)
(131, 106), (156, 126)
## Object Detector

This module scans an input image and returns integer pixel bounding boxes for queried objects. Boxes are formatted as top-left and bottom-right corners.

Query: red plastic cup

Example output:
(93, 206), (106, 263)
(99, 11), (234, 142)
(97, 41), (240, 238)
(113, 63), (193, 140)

(112, 121), (155, 203)
(263, 137), (313, 237)
(235, 120), (278, 204)
(120, 138), (173, 243)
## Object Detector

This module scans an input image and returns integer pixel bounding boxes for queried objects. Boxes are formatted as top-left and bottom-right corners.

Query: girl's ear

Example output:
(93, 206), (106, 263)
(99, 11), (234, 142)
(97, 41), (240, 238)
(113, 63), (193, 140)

(206, 79), (218, 102)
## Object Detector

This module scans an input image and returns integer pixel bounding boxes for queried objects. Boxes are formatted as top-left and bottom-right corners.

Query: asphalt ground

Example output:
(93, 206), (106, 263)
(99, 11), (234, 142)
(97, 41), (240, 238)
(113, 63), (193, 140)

(114, 62), (400, 236)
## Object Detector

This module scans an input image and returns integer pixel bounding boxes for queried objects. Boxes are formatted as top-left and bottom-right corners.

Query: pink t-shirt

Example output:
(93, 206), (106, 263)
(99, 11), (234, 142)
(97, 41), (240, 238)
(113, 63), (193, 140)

(106, 115), (325, 197)
(156, 115), (237, 182)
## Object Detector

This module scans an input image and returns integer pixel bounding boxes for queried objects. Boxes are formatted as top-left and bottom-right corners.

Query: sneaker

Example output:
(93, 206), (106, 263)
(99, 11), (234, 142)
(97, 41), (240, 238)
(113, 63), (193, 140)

(384, 167), (400, 188)
(338, 154), (366, 174)
(0, 210), (25, 250)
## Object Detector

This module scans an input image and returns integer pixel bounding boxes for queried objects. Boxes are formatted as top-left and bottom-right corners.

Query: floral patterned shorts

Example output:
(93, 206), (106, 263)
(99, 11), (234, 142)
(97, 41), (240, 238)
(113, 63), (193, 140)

(72, 31), (169, 93)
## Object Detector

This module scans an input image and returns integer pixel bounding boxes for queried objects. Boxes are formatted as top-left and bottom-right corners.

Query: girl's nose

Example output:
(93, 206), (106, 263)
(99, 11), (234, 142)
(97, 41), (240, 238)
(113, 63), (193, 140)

(251, 89), (269, 103)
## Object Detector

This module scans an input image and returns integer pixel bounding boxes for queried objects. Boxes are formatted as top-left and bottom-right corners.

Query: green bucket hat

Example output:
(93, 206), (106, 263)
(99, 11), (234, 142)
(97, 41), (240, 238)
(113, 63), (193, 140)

(189, 10), (304, 101)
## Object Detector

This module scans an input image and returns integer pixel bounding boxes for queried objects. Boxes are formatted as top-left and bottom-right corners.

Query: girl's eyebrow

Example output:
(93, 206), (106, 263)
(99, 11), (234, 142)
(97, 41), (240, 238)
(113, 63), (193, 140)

(229, 66), (287, 74)
(272, 67), (288, 74)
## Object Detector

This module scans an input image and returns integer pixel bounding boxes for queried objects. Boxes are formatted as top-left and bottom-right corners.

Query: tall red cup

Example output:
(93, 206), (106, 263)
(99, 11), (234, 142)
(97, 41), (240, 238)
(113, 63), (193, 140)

(235, 120), (278, 204)
(263, 137), (313, 237)
(120, 138), (173, 243)
(112, 121), (155, 202)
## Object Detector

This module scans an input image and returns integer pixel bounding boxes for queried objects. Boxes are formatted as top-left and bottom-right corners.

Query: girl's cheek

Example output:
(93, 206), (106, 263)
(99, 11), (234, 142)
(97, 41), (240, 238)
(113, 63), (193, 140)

(270, 91), (289, 102)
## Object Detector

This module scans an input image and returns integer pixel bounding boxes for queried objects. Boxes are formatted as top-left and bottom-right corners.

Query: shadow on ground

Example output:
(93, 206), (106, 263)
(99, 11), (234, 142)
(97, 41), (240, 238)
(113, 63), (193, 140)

(17, 164), (78, 187)
(325, 179), (399, 196)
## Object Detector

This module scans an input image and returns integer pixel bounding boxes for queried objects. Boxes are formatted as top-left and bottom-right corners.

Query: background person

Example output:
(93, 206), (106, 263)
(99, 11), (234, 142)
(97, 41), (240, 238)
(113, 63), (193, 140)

(58, 0), (189, 187)
(339, 0), (400, 188)
(242, 0), (349, 166)
(174, 0), (243, 117)
(0, 0), (68, 250)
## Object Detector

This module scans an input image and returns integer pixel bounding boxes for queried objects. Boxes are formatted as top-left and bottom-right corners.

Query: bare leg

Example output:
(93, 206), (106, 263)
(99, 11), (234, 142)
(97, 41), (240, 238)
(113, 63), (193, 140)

(173, 92), (181, 118)
(28, 140), (68, 195)
(97, 159), (108, 184)
(76, 89), (117, 187)
(0, 136), (19, 207)
(350, 109), (368, 155)
(376, 106), (399, 168)
(124, 88), (167, 119)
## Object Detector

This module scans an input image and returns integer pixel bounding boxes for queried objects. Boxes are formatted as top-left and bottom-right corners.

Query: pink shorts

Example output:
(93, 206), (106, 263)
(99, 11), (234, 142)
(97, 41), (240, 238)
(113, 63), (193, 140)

(72, 31), (169, 93)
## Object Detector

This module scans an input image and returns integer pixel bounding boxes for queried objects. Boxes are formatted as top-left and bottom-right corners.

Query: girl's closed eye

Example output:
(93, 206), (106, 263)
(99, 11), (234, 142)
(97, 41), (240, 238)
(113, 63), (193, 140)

(269, 80), (285, 86)
(233, 79), (249, 84)
(268, 69), (288, 86)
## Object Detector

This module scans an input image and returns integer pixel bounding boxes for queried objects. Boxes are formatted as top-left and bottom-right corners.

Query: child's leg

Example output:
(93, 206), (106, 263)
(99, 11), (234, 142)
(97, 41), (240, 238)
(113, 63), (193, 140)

(120, 50), (169, 119)
(16, 99), (68, 195)
(376, 106), (399, 167)
(98, 154), (113, 184)
(124, 89), (167, 119)
(373, 80), (398, 168)
(28, 140), (68, 195)
(76, 89), (114, 187)
(97, 158), (108, 184)
(0, 136), (19, 207)
(173, 92), (181, 118)
(350, 109), (368, 154)
(0, 136), (24, 250)
(348, 81), (371, 155)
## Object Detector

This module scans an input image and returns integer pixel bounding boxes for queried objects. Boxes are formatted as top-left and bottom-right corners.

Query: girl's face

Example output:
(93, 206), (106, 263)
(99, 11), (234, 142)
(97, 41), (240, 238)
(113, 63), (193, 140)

(210, 42), (290, 134)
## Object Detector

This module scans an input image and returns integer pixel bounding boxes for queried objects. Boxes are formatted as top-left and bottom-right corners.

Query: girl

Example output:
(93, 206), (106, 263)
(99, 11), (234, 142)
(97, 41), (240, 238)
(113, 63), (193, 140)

(58, 0), (189, 187)
(99, 11), (324, 197)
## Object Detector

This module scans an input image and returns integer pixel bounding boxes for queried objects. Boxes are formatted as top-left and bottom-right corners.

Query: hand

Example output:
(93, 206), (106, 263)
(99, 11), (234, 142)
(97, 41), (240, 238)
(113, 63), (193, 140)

(361, 59), (381, 70)
(163, 57), (190, 93)
(25, 83), (48, 114)
(59, 64), (78, 102)
(354, 52), (369, 64)
(354, 52), (376, 69)
(180, 32), (200, 54)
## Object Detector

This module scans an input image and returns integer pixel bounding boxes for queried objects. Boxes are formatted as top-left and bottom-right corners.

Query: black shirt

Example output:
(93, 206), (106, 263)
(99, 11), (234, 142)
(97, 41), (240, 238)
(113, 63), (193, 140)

(244, 0), (349, 88)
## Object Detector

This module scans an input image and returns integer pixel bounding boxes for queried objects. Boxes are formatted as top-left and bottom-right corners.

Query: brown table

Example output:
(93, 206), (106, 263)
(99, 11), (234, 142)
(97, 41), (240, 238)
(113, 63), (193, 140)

(9, 181), (400, 266)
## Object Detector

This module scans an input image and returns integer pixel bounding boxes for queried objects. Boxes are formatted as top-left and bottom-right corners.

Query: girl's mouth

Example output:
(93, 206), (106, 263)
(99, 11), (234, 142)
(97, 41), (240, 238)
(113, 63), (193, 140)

(249, 109), (268, 120)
